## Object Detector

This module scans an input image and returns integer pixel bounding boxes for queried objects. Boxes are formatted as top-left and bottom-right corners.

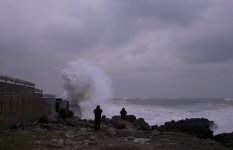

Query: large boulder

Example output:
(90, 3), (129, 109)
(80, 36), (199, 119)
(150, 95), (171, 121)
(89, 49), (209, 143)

(213, 132), (233, 148)
(111, 116), (150, 131)
(101, 116), (112, 128)
(106, 127), (117, 137)
(111, 116), (137, 129)
(111, 116), (127, 129)
(133, 118), (151, 131)
(126, 115), (137, 122)
(156, 118), (214, 139)
(38, 115), (58, 123)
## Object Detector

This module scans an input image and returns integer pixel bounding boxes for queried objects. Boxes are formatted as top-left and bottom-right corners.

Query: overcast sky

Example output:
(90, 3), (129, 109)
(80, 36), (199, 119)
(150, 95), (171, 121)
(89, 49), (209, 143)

(1, 0), (233, 98)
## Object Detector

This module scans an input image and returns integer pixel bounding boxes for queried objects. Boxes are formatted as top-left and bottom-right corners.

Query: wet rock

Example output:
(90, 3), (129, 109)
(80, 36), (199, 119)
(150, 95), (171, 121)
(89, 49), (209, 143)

(213, 132), (233, 148)
(157, 118), (214, 139)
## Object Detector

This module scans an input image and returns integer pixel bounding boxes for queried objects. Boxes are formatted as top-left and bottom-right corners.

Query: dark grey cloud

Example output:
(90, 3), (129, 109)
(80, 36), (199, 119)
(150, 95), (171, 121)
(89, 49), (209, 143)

(105, 0), (208, 26)
(171, 1), (233, 64)
(177, 35), (233, 64)
(0, 0), (233, 98)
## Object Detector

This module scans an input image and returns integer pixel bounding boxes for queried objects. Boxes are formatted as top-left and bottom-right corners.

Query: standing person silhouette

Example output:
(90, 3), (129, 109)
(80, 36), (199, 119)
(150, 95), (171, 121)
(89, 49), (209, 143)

(120, 108), (127, 120)
(94, 105), (102, 130)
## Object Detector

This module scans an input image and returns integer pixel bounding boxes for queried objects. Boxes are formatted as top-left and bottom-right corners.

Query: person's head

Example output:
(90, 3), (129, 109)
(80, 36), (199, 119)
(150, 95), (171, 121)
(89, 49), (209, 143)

(122, 108), (125, 110)
(97, 105), (100, 109)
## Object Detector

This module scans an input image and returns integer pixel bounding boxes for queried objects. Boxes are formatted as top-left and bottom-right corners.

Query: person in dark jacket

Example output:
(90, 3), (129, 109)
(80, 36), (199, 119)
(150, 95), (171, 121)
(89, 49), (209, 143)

(94, 105), (102, 130)
(120, 108), (127, 120)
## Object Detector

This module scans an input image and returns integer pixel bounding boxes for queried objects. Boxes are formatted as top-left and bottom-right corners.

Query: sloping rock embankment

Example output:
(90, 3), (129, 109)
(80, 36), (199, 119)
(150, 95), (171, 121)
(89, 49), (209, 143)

(0, 114), (232, 150)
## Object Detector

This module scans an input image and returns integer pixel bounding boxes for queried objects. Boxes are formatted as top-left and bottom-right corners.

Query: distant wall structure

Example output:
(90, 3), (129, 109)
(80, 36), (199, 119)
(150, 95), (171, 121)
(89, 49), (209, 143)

(0, 74), (56, 127)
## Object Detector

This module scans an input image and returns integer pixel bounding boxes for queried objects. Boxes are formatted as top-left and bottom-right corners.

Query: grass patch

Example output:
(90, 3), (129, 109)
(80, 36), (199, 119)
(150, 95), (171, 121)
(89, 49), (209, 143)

(0, 130), (64, 150)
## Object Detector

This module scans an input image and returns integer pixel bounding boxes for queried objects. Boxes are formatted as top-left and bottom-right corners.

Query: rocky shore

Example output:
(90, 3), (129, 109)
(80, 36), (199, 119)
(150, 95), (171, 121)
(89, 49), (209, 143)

(0, 114), (232, 150)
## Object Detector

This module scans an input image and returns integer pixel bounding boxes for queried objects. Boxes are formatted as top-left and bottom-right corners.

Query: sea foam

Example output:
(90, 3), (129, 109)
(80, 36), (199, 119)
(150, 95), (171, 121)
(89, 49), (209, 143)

(62, 59), (113, 119)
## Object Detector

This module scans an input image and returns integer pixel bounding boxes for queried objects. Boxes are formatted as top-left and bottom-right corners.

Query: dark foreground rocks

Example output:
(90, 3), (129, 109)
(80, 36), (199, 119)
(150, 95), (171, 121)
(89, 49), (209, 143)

(111, 115), (151, 130)
(152, 118), (233, 149)
(213, 132), (233, 148)
(153, 118), (214, 139)
(0, 115), (231, 150)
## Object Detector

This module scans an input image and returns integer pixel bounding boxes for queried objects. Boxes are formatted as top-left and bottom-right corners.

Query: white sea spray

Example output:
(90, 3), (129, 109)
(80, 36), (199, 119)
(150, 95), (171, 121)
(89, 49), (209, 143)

(62, 59), (113, 119)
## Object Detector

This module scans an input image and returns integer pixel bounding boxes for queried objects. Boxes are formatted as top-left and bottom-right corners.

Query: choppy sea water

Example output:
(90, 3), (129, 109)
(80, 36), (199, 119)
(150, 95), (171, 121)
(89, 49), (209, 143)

(80, 98), (233, 135)
(78, 98), (233, 134)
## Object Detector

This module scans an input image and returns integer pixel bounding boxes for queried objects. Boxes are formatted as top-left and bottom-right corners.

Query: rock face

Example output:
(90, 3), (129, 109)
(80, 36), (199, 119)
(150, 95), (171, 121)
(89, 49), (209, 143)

(133, 118), (151, 131)
(111, 115), (150, 131)
(126, 115), (137, 122)
(111, 116), (126, 129)
(213, 132), (233, 148)
(154, 118), (214, 139)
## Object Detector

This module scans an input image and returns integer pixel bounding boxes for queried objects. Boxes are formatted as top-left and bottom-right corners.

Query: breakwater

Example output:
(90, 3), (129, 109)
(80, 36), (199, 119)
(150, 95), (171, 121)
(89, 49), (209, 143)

(0, 75), (56, 127)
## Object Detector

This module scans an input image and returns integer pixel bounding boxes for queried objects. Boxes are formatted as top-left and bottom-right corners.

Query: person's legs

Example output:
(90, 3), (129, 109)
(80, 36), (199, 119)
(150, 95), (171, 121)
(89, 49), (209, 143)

(96, 121), (100, 130)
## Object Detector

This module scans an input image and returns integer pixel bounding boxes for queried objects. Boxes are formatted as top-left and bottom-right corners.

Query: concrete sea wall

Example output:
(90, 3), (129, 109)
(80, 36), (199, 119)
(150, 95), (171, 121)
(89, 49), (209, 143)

(0, 75), (56, 127)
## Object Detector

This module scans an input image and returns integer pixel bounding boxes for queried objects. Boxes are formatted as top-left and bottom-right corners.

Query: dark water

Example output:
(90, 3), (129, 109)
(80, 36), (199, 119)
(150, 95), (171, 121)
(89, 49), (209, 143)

(109, 98), (233, 134)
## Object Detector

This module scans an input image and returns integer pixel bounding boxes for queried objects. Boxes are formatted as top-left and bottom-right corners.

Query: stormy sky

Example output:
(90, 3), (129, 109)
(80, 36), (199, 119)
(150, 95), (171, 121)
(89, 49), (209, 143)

(1, 0), (233, 98)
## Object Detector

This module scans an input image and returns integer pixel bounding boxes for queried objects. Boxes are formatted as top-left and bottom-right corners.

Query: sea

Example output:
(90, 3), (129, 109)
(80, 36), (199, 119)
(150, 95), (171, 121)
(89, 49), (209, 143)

(91, 97), (233, 135)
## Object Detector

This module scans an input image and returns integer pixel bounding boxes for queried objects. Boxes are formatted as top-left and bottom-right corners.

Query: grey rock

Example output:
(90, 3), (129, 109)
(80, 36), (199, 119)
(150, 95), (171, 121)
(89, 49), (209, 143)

(116, 129), (132, 137)
(34, 140), (41, 145)
(48, 140), (62, 148)
(133, 138), (151, 144)
(128, 136), (135, 141)
(83, 140), (90, 145)
(79, 128), (88, 134)
(51, 139), (58, 143)
(89, 141), (98, 145)
(152, 130), (161, 136)
(64, 139), (73, 146)
(106, 127), (117, 137)
(57, 139), (64, 145)
(90, 135), (96, 140)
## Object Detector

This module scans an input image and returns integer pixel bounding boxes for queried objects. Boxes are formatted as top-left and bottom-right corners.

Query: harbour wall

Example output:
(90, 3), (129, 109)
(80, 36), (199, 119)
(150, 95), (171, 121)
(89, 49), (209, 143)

(0, 75), (56, 127)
